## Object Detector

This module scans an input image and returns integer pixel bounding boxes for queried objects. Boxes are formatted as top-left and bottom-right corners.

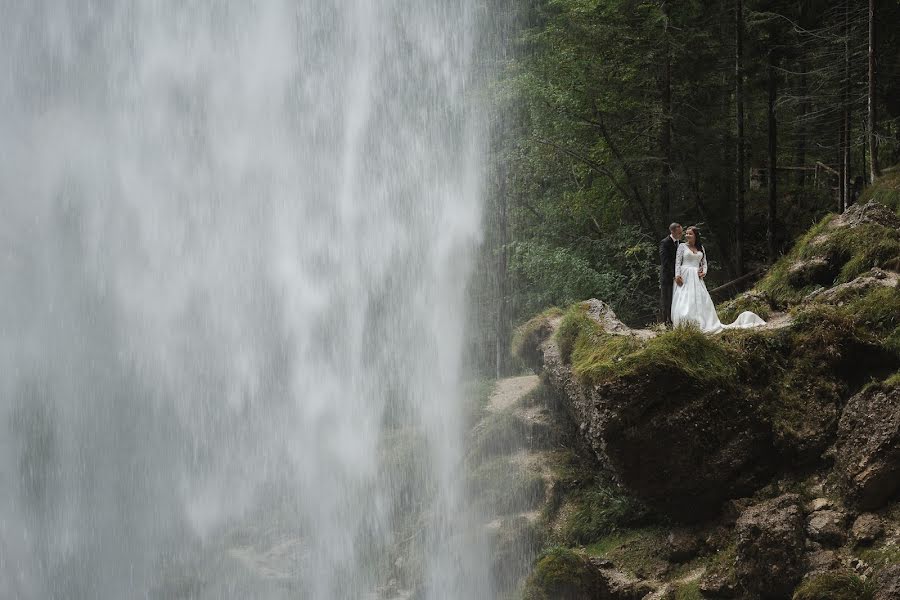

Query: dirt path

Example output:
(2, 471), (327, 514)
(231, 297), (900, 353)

(487, 374), (540, 413)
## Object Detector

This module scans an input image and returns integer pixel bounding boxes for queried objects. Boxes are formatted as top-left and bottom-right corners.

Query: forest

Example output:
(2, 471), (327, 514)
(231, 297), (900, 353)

(467, 0), (900, 376)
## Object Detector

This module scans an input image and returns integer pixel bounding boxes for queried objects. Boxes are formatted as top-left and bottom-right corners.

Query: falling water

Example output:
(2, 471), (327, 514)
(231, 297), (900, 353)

(0, 2), (491, 598)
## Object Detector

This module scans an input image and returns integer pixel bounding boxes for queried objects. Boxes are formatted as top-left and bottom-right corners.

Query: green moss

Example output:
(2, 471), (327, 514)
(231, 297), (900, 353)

(586, 527), (669, 578)
(860, 168), (900, 215)
(523, 547), (599, 600)
(512, 307), (564, 359)
(674, 581), (702, 600)
(557, 303), (742, 388)
(755, 208), (900, 307)
(559, 484), (644, 545)
(792, 572), (874, 600)
(857, 540), (900, 569)
(757, 213), (837, 306)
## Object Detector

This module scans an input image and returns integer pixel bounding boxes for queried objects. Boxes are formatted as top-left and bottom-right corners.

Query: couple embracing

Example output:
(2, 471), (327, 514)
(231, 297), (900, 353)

(659, 223), (765, 334)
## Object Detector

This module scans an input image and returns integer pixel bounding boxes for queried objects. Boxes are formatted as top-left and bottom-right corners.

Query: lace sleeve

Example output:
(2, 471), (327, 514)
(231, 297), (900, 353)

(675, 243), (685, 278)
(700, 249), (707, 276)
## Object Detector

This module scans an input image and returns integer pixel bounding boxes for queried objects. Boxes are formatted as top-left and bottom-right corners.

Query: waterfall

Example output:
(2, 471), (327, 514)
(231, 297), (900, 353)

(0, 2), (491, 598)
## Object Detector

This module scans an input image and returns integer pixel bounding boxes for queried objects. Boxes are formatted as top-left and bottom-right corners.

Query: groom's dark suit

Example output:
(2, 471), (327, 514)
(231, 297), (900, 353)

(659, 235), (679, 324)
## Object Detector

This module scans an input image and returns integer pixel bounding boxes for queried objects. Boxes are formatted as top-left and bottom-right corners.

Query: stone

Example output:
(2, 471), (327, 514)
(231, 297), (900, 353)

(788, 256), (837, 288)
(664, 529), (703, 563)
(516, 298), (777, 521)
(807, 509), (848, 547)
(851, 513), (884, 545)
(808, 497), (833, 512)
(697, 570), (737, 598)
(873, 564), (900, 600)
(835, 383), (900, 510)
(734, 494), (806, 598)
(805, 549), (841, 574)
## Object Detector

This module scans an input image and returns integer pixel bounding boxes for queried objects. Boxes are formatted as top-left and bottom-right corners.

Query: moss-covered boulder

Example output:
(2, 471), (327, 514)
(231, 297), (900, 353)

(522, 547), (602, 600)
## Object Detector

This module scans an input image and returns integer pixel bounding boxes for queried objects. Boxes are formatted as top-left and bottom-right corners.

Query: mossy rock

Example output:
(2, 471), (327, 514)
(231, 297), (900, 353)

(860, 167), (900, 216)
(522, 547), (601, 600)
(792, 571), (875, 600)
(513, 307), (564, 371)
(756, 202), (900, 307)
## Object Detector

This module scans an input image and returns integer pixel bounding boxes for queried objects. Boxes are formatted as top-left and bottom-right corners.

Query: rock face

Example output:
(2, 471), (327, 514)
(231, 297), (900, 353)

(851, 513), (884, 545)
(874, 564), (900, 600)
(524, 299), (775, 520)
(835, 383), (900, 510)
(734, 494), (806, 599)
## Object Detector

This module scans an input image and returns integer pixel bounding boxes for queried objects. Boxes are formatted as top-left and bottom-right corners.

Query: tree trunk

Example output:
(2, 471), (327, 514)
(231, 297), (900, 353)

(767, 50), (777, 263)
(842, 0), (851, 212)
(796, 57), (808, 188)
(868, 0), (880, 182)
(660, 1), (672, 227)
(735, 0), (745, 275)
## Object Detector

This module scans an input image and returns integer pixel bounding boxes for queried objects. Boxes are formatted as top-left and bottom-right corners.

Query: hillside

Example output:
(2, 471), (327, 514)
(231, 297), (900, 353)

(508, 198), (900, 599)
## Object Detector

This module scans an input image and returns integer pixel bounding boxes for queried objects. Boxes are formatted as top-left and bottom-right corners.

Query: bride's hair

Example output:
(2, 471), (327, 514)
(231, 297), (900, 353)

(687, 226), (704, 252)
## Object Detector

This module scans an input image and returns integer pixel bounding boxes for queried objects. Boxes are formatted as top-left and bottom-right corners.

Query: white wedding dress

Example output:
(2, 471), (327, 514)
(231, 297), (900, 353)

(670, 244), (765, 334)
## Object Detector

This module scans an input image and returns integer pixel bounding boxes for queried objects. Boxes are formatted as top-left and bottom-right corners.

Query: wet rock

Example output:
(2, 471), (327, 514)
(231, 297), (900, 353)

(807, 509), (848, 547)
(835, 383), (900, 510)
(873, 564), (900, 600)
(734, 494), (806, 598)
(851, 513), (884, 546)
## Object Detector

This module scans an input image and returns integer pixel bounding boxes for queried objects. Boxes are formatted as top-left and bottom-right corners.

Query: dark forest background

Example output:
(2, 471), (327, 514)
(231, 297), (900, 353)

(467, 0), (900, 376)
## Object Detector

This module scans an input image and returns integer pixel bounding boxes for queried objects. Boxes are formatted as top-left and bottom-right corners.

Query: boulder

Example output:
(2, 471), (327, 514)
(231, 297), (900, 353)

(734, 494), (806, 598)
(805, 549), (841, 574)
(873, 564), (900, 600)
(850, 513), (884, 545)
(664, 529), (703, 563)
(835, 383), (900, 510)
(521, 299), (776, 521)
(806, 509), (848, 547)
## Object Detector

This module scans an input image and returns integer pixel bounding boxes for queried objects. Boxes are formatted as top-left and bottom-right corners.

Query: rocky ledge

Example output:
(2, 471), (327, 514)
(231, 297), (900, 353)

(513, 201), (900, 599)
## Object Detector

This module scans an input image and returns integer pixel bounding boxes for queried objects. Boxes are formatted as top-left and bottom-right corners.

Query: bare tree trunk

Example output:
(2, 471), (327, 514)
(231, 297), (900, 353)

(868, 0), (880, 182)
(842, 0), (851, 212)
(660, 1), (672, 227)
(796, 57), (808, 188)
(735, 0), (745, 275)
(767, 50), (778, 263)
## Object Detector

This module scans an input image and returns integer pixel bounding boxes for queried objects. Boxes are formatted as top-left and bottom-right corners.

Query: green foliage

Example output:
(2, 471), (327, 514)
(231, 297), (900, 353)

(856, 540), (900, 570)
(792, 572), (874, 600)
(560, 484), (644, 545)
(674, 581), (702, 600)
(523, 547), (599, 600)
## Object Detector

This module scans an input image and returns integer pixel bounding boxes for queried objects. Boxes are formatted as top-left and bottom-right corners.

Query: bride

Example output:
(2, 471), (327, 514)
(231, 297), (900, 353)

(671, 226), (766, 333)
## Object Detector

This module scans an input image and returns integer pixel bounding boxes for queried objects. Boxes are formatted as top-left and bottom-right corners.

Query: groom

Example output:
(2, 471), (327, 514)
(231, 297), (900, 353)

(659, 222), (683, 325)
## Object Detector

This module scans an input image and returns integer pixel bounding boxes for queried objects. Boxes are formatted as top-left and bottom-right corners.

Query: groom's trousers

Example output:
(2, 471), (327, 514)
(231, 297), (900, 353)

(660, 281), (674, 325)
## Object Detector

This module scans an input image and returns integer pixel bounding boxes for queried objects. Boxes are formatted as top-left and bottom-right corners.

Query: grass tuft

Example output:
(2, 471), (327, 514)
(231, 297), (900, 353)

(792, 571), (874, 600)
